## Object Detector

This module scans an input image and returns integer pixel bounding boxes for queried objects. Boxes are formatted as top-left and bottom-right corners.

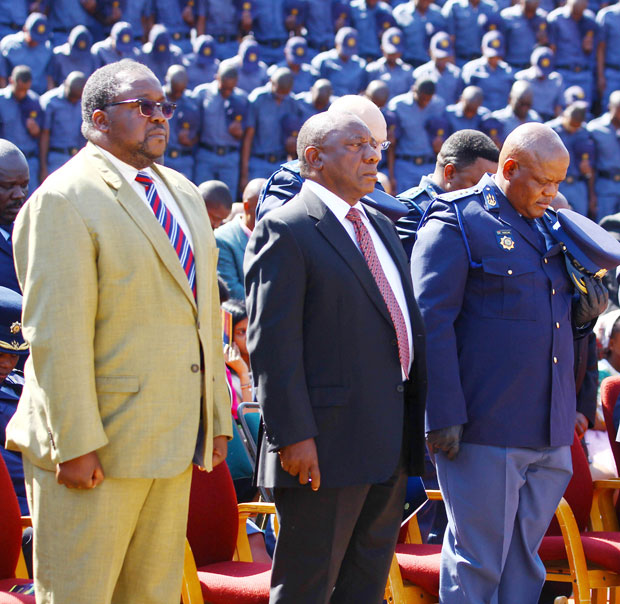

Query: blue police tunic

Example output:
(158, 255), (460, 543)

(0, 371), (26, 514)
(514, 67), (563, 122)
(140, 41), (184, 84)
(193, 80), (248, 199)
(411, 172), (577, 448)
(499, 5), (548, 69)
(547, 6), (598, 102)
(587, 113), (620, 220)
(349, 0), (394, 60)
(251, 0), (288, 64)
(445, 102), (490, 131)
(461, 57), (514, 112)
(388, 91), (445, 191)
(47, 0), (102, 45)
(293, 90), (331, 121)
(366, 57), (414, 99)
(183, 53), (219, 91)
(153, 0), (203, 54)
(232, 57), (270, 94)
(396, 174), (444, 256)
(269, 61), (319, 94)
(441, 0), (499, 64)
(50, 37), (96, 86)
(489, 105), (541, 143)
(596, 4), (620, 107)
(393, 1), (447, 66)
(40, 85), (84, 174)
(413, 60), (462, 105)
(304, 0), (337, 55)
(0, 32), (52, 95)
(98, 0), (153, 41)
(0, 0), (28, 40)
(165, 91), (200, 181)
(0, 87), (41, 189)
(311, 49), (367, 96)
(204, 0), (240, 59)
(91, 37), (142, 68)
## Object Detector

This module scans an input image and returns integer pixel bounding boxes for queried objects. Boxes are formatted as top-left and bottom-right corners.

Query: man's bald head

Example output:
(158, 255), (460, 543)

(0, 139), (29, 225)
(199, 180), (233, 229)
(609, 91), (620, 124)
(496, 123), (569, 218)
(329, 94), (387, 145)
(270, 67), (294, 96)
(65, 70), (86, 101)
(365, 80), (390, 108)
(242, 178), (265, 231)
(165, 64), (188, 88)
(311, 78), (332, 109)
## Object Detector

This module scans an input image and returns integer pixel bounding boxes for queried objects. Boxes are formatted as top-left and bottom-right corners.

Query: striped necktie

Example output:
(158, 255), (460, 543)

(346, 207), (410, 379)
(135, 171), (196, 299)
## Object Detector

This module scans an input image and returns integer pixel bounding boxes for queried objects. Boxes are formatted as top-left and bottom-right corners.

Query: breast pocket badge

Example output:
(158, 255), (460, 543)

(496, 229), (515, 251)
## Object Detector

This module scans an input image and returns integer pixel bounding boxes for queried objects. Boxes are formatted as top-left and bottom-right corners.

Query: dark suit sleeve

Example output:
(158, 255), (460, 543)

(410, 202), (470, 432)
(575, 332), (598, 426)
(244, 214), (318, 451)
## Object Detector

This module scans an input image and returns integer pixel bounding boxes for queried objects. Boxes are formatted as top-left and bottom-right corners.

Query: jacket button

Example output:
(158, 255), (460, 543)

(191, 364), (200, 373)
(396, 384), (404, 393)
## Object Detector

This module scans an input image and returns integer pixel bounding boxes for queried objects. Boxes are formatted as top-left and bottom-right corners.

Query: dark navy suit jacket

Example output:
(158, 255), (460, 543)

(0, 228), (19, 293)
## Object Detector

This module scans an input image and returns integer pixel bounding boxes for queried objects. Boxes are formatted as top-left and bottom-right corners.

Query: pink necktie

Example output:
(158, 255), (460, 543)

(346, 207), (410, 379)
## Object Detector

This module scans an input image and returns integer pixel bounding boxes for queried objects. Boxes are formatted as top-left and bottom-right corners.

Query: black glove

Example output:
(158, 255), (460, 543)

(426, 424), (463, 460)
(572, 275), (608, 326)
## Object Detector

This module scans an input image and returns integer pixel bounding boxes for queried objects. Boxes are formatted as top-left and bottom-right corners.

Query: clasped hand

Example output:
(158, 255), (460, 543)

(427, 424), (463, 460)
(278, 437), (321, 490)
(573, 275), (608, 326)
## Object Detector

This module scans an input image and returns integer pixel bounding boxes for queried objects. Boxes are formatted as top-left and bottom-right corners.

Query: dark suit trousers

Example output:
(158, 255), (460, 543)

(269, 455), (407, 604)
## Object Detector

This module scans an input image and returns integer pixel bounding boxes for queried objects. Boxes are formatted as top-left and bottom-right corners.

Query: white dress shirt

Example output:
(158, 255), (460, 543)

(96, 146), (194, 250)
(305, 179), (413, 378)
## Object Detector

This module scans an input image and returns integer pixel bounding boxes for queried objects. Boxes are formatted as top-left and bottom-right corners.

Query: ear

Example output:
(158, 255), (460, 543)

(502, 157), (518, 181)
(444, 163), (456, 183)
(304, 145), (323, 171)
(92, 108), (110, 133)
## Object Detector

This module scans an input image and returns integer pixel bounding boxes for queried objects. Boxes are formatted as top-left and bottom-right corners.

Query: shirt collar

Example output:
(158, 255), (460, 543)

(95, 145), (156, 185)
(305, 179), (366, 222)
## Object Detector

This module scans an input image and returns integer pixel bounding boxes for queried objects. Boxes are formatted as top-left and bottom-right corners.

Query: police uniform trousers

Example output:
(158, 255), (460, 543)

(394, 159), (434, 195)
(595, 176), (620, 221)
(23, 459), (192, 604)
(195, 147), (240, 201)
(436, 443), (572, 604)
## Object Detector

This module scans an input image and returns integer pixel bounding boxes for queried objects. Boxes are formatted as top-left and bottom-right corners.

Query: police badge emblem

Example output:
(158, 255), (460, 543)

(496, 230), (515, 251)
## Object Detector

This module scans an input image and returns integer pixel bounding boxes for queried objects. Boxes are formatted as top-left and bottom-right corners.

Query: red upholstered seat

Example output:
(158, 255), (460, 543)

(541, 533), (620, 571)
(395, 543), (442, 596)
(197, 561), (271, 604)
(0, 579), (34, 603)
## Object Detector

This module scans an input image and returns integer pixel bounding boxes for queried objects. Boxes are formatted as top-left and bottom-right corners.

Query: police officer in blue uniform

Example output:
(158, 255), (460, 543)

(396, 128), (499, 255)
(251, 0), (289, 65)
(311, 27), (368, 96)
(413, 31), (462, 105)
(366, 27), (414, 99)
(547, 0), (598, 104)
(411, 122), (607, 603)
(304, 0), (342, 59)
(91, 21), (141, 68)
(349, 0), (395, 61)
(0, 12), (53, 95)
(596, 0), (620, 108)
(587, 90), (620, 220)
(270, 37), (319, 95)
(153, 0), (203, 54)
(241, 66), (299, 187)
(294, 78), (333, 122)
(0, 66), (42, 191)
(47, 0), (102, 46)
(514, 46), (563, 122)
(441, 0), (499, 66)
(499, 0), (548, 70)
(0, 287), (29, 515)
(232, 38), (270, 94)
(393, 0), (447, 68)
(388, 77), (446, 193)
(445, 85), (490, 131)
(203, 0), (240, 60)
(140, 24), (184, 83)
(193, 61), (248, 201)
(49, 25), (96, 87)
(96, 0), (154, 43)
(461, 30), (514, 112)
(164, 65), (199, 181)
(39, 70), (86, 182)
(183, 34), (219, 91)
(489, 79), (541, 143)
(0, 0), (27, 41)
(547, 101), (595, 216)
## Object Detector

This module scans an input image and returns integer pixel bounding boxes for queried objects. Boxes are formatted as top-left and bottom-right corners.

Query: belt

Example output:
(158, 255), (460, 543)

(456, 53), (479, 62)
(167, 148), (194, 158)
(256, 38), (286, 48)
(52, 27), (71, 34)
(171, 31), (191, 41)
(200, 143), (238, 155)
(0, 22), (22, 31)
(22, 150), (36, 159)
(307, 40), (330, 52)
(598, 170), (620, 182)
(395, 154), (434, 165)
(253, 152), (286, 163)
(214, 33), (237, 44)
(557, 64), (587, 73)
(606, 64), (620, 71)
(510, 62), (529, 70)
(563, 175), (585, 184)
(49, 146), (79, 156)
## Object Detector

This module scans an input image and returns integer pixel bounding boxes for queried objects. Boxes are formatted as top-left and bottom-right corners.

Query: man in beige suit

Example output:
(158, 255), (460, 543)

(5, 59), (232, 604)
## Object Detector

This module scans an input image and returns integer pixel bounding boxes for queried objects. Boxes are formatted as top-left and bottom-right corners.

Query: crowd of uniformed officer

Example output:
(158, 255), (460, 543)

(1, 0), (620, 220)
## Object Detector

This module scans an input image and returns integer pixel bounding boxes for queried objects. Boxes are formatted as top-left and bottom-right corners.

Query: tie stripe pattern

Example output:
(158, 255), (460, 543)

(135, 171), (196, 299)
(346, 207), (410, 379)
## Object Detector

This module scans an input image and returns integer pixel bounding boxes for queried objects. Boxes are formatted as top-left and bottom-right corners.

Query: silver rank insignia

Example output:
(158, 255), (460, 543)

(496, 230), (515, 251)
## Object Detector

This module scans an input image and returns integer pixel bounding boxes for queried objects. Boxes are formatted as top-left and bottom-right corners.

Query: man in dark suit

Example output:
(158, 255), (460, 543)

(245, 110), (427, 604)
(0, 139), (28, 293)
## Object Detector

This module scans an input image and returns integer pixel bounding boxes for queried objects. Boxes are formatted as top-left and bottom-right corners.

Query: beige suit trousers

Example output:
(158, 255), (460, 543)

(24, 460), (192, 604)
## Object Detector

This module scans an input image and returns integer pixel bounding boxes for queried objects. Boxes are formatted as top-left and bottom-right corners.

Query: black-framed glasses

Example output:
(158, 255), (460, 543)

(105, 98), (177, 119)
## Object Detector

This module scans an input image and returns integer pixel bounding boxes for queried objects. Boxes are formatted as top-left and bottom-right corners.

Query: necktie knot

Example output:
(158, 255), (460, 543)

(135, 171), (154, 187)
(346, 207), (363, 225)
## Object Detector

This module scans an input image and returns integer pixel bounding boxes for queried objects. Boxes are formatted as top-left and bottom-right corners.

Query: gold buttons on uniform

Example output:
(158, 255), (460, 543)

(556, 322), (560, 328)
(544, 258), (548, 264)
(552, 289), (556, 295)
(507, 269), (513, 275)
(553, 357), (558, 364)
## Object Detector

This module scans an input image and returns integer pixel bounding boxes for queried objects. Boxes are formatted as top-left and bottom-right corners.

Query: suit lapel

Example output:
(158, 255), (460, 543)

(303, 186), (394, 327)
(87, 144), (197, 309)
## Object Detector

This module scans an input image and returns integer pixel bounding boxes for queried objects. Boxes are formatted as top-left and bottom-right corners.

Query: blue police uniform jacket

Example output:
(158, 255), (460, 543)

(0, 370), (26, 514)
(410, 173), (579, 448)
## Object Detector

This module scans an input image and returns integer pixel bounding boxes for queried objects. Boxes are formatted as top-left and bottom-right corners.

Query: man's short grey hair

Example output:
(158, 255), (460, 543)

(297, 112), (340, 178)
(81, 60), (158, 139)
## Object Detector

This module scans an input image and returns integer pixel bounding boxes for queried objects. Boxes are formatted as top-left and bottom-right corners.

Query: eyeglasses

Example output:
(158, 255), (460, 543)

(379, 140), (390, 151)
(105, 98), (177, 119)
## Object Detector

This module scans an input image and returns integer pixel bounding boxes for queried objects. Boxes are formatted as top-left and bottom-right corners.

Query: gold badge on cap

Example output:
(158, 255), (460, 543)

(541, 57), (550, 67)
(249, 52), (257, 61)
(204, 47), (212, 55)
(393, 35), (401, 44)
(296, 46), (304, 56)
(122, 33), (130, 43)
(491, 39), (500, 48)
(37, 24), (46, 34)
(10, 322), (20, 334)
(347, 37), (356, 47)
(441, 39), (449, 48)
(79, 40), (87, 49)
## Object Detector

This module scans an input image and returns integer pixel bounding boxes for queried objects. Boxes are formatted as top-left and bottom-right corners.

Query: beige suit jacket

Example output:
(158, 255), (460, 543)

(6, 142), (232, 477)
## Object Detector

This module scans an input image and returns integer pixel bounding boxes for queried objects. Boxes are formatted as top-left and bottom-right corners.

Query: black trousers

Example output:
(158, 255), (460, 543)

(269, 457), (407, 604)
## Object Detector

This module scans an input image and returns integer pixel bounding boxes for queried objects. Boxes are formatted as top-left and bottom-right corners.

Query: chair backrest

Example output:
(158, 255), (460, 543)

(0, 454), (22, 579)
(237, 403), (261, 461)
(226, 420), (255, 481)
(601, 375), (620, 476)
(546, 432), (593, 536)
(186, 462), (239, 567)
